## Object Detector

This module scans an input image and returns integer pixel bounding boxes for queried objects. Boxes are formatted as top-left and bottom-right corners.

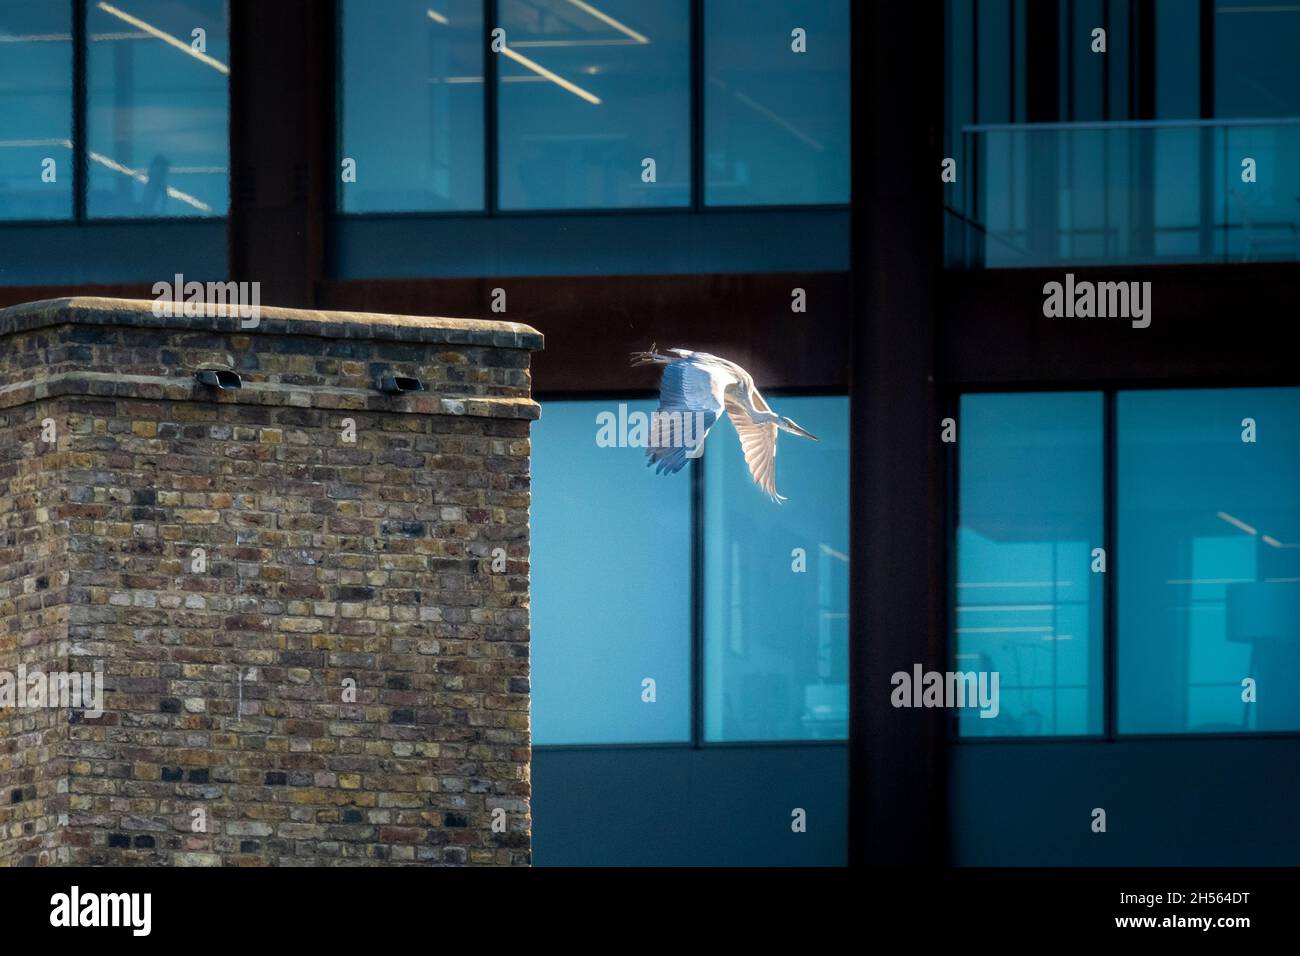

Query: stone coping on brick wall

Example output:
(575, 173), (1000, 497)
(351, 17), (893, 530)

(0, 297), (543, 420)
(0, 297), (545, 351)
(0, 372), (541, 420)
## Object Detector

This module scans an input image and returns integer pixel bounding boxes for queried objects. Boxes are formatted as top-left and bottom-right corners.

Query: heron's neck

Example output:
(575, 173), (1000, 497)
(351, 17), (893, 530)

(732, 386), (771, 423)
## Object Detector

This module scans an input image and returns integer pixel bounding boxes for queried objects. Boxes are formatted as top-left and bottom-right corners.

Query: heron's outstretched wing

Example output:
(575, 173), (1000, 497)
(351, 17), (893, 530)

(646, 360), (723, 475)
(724, 388), (784, 502)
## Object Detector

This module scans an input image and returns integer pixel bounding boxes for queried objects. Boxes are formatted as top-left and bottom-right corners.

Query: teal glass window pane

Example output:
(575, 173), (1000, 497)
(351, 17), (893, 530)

(531, 400), (692, 744)
(1154, 0), (1199, 120)
(704, 0), (849, 206)
(496, 0), (690, 210)
(955, 393), (1105, 737)
(0, 1), (73, 220)
(1118, 388), (1300, 733)
(703, 395), (848, 742)
(86, 0), (229, 218)
(340, 0), (484, 213)
(1215, 0), (1300, 119)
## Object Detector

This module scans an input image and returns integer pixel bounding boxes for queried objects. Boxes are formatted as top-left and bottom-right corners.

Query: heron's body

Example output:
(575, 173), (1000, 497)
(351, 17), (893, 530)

(630, 345), (818, 502)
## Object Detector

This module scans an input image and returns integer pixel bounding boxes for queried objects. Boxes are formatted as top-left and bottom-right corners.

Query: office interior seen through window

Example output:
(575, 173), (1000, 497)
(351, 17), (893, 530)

(0, 0), (1297, 882)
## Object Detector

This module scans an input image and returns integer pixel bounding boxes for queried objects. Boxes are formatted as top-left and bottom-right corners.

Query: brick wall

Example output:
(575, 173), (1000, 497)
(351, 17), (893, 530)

(0, 297), (541, 866)
(0, 396), (69, 865)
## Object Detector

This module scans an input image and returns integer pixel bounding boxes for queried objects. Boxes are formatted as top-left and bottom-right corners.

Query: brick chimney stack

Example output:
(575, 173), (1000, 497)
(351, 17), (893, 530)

(0, 297), (541, 866)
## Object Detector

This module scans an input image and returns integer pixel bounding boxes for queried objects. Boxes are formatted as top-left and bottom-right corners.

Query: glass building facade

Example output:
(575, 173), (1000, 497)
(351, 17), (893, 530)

(530, 399), (693, 745)
(0, 0), (1296, 868)
(1118, 388), (1300, 734)
(703, 395), (849, 742)
(956, 387), (1300, 737)
(334, 0), (850, 215)
(495, 0), (692, 210)
(339, 0), (485, 213)
(954, 392), (1105, 737)
(703, 0), (850, 206)
(0, 0), (228, 221)
(944, 0), (1300, 267)
(0, 1), (73, 220)
(85, 0), (229, 218)
(531, 395), (849, 746)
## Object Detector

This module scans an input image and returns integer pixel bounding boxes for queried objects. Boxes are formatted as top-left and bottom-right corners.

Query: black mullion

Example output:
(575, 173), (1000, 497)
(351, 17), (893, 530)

(1103, 390), (1118, 740)
(690, 0), (703, 211)
(1198, 0), (1215, 257)
(484, 0), (498, 215)
(1066, 0), (1074, 122)
(690, 451), (704, 747)
(1101, 0), (1110, 119)
(73, 0), (87, 222)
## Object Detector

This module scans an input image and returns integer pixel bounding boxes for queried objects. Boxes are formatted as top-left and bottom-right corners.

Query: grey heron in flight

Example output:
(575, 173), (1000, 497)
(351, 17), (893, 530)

(631, 345), (818, 502)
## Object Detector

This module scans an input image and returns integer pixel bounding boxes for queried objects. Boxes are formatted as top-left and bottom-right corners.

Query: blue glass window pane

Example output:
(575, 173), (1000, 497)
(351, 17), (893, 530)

(86, 0), (229, 218)
(703, 395), (848, 742)
(0, 1), (73, 220)
(955, 393), (1105, 737)
(531, 400), (692, 744)
(1118, 388), (1300, 733)
(704, 0), (849, 206)
(340, 0), (484, 213)
(496, 0), (690, 210)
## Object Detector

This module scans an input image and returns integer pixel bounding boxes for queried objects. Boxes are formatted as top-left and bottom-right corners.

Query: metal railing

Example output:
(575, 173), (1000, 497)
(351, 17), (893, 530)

(946, 117), (1300, 268)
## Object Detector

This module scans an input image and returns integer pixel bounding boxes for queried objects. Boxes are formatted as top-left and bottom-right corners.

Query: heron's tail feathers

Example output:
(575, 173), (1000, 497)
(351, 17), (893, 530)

(645, 443), (701, 476)
(629, 342), (673, 367)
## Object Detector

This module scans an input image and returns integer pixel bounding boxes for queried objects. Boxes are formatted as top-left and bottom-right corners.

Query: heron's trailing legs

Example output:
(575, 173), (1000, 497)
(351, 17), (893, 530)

(630, 343), (673, 367)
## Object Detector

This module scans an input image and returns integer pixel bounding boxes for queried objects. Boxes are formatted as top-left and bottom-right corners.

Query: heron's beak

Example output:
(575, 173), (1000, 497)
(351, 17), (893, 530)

(784, 421), (818, 441)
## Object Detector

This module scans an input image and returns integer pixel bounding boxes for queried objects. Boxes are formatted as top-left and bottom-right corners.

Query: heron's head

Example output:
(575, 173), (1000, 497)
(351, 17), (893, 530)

(779, 417), (818, 441)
